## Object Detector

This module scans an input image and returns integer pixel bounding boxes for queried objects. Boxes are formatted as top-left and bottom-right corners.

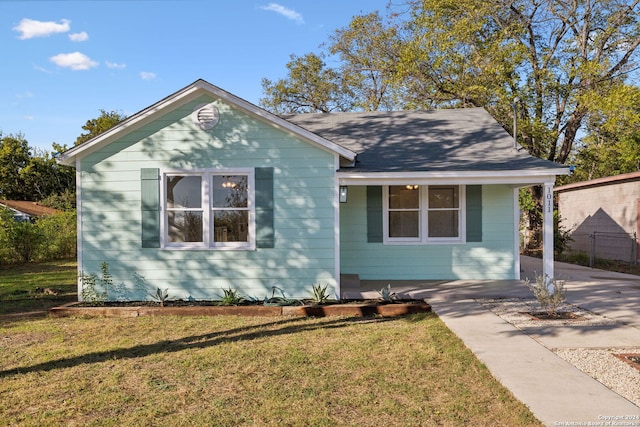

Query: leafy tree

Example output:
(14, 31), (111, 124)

(567, 84), (640, 181)
(0, 133), (30, 200)
(328, 12), (405, 111)
(74, 109), (127, 145)
(261, 53), (355, 113)
(20, 152), (75, 201)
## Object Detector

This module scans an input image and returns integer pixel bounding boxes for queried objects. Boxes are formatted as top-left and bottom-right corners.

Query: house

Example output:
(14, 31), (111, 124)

(556, 172), (640, 264)
(0, 200), (61, 222)
(57, 79), (568, 301)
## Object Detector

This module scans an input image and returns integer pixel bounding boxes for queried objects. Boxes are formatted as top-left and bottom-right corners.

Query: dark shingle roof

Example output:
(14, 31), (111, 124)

(283, 108), (565, 173)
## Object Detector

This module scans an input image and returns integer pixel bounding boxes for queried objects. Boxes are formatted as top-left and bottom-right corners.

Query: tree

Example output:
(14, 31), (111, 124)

(568, 84), (640, 181)
(396, 0), (640, 166)
(260, 53), (356, 113)
(74, 109), (127, 145)
(328, 12), (405, 111)
(0, 133), (30, 200)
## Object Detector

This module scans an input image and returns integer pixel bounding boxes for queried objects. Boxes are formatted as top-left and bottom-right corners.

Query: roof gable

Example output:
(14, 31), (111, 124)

(57, 79), (356, 166)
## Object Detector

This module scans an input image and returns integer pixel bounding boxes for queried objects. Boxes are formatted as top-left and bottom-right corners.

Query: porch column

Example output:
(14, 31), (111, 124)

(542, 182), (555, 280)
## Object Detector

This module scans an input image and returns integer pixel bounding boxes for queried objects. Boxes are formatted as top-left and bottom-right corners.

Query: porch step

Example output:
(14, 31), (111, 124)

(340, 274), (361, 289)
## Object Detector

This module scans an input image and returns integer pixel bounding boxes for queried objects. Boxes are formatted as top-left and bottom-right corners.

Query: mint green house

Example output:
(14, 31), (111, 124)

(58, 79), (568, 301)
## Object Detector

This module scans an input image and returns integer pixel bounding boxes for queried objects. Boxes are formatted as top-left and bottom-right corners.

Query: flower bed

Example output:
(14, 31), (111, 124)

(49, 300), (431, 318)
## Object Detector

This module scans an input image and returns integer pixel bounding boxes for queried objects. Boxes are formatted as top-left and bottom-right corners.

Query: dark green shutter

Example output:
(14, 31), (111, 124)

(141, 168), (160, 248)
(367, 186), (383, 243)
(466, 185), (482, 242)
(255, 167), (274, 248)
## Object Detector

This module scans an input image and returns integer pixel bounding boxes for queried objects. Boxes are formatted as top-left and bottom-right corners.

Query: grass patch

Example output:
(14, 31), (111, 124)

(0, 314), (541, 426)
(0, 259), (77, 316)
(0, 262), (542, 426)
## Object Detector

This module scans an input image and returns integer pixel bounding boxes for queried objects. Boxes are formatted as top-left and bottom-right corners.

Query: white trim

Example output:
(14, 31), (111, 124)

(76, 159), (83, 301)
(543, 181), (555, 280)
(160, 167), (256, 251)
(513, 187), (521, 280)
(382, 185), (466, 245)
(57, 80), (357, 166)
(338, 170), (567, 186)
(333, 154), (341, 299)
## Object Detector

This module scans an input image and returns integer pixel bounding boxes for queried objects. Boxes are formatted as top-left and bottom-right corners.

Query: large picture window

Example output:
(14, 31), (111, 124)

(163, 169), (254, 249)
(383, 185), (464, 243)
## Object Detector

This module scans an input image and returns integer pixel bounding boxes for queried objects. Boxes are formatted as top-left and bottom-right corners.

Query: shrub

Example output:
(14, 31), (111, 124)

(525, 274), (567, 317)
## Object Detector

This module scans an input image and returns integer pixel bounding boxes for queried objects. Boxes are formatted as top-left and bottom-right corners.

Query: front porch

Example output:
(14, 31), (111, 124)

(339, 256), (547, 300)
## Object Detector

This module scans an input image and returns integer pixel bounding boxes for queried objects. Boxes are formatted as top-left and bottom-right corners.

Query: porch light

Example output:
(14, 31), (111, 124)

(339, 186), (348, 203)
(405, 185), (419, 190)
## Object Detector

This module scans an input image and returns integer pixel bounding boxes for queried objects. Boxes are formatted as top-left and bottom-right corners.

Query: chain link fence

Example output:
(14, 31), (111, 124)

(569, 231), (638, 267)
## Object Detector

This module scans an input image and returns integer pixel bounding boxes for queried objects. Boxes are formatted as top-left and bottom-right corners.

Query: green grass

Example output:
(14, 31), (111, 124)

(0, 259), (77, 315)
(0, 261), (543, 426)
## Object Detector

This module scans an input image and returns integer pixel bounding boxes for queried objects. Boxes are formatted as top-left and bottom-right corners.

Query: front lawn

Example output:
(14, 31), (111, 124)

(0, 261), (542, 426)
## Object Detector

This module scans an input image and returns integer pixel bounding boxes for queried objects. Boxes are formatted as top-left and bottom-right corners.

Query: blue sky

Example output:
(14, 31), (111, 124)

(1, 0), (390, 151)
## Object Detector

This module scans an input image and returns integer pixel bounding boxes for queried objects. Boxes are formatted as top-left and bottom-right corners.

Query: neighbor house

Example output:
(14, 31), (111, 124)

(57, 79), (568, 301)
(556, 172), (640, 264)
(0, 200), (60, 222)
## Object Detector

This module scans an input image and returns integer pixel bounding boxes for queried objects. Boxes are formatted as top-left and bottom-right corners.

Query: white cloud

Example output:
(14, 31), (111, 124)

(49, 52), (98, 70)
(260, 3), (304, 24)
(13, 18), (70, 39)
(16, 91), (34, 99)
(24, 116), (34, 121)
(106, 61), (126, 70)
(140, 71), (156, 80)
(69, 31), (89, 42)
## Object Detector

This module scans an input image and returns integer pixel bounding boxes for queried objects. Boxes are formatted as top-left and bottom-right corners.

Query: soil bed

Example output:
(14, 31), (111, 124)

(520, 311), (585, 321)
(49, 299), (431, 318)
(614, 353), (640, 373)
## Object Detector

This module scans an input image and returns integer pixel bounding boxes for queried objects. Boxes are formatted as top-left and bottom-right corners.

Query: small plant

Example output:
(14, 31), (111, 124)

(219, 288), (244, 305)
(263, 286), (303, 306)
(149, 287), (170, 306)
(80, 261), (113, 304)
(525, 274), (567, 317)
(80, 271), (107, 304)
(310, 282), (331, 304)
(378, 284), (396, 302)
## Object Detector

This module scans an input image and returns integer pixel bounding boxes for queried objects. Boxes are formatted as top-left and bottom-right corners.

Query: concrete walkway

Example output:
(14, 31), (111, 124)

(348, 257), (640, 426)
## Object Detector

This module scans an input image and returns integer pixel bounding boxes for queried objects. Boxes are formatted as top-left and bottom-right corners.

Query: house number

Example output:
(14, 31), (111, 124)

(545, 188), (552, 213)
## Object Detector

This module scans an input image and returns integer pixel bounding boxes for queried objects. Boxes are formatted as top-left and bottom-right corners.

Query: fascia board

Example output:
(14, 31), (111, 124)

(337, 169), (569, 186)
(57, 80), (356, 166)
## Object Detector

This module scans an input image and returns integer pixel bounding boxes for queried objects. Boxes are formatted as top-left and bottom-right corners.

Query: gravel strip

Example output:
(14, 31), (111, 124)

(477, 298), (640, 407)
(554, 347), (640, 407)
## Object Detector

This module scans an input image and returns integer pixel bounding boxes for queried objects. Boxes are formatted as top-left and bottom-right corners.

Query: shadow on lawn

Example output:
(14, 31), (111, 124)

(0, 315), (417, 379)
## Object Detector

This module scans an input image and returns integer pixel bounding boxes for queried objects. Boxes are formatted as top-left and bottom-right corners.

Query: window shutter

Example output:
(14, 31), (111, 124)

(255, 167), (274, 248)
(141, 168), (160, 248)
(367, 186), (383, 243)
(466, 185), (482, 242)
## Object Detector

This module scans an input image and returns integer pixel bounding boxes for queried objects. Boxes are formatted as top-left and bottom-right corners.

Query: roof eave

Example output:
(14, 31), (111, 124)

(337, 168), (570, 186)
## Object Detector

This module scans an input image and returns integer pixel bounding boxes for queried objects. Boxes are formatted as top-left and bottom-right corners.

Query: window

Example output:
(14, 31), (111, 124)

(383, 185), (464, 243)
(163, 169), (255, 249)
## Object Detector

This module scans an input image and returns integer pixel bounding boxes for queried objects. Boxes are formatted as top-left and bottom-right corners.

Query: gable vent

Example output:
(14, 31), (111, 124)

(191, 103), (220, 130)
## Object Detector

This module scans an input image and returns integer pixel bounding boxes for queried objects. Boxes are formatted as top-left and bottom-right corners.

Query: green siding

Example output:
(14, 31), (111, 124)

(79, 95), (338, 300)
(341, 185), (516, 280)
